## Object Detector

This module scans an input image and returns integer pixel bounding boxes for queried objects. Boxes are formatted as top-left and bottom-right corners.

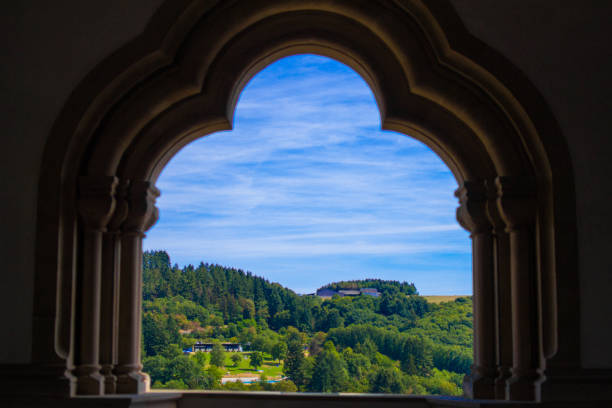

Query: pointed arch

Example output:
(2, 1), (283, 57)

(32, 0), (578, 402)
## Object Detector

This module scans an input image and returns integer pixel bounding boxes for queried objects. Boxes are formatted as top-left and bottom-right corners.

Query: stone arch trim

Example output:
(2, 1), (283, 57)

(31, 0), (578, 402)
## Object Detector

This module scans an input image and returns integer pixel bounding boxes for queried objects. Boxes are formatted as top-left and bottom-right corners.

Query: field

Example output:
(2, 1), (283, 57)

(216, 352), (284, 379)
(423, 295), (470, 304)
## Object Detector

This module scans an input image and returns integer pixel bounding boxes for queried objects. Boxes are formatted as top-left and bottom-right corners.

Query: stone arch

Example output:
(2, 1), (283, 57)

(32, 0), (578, 403)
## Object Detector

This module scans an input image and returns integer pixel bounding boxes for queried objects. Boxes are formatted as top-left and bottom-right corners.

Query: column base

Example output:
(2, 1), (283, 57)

(463, 371), (496, 399)
(506, 372), (539, 401)
(101, 365), (118, 394)
(75, 370), (105, 395)
(494, 367), (512, 400)
(116, 370), (150, 394)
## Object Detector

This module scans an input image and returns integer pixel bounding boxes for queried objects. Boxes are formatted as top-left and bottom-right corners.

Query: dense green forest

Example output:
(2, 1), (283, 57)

(142, 250), (472, 394)
(321, 279), (417, 295)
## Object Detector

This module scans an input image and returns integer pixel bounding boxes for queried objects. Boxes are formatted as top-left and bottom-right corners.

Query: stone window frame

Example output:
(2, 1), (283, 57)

(26, 0), (581, 403)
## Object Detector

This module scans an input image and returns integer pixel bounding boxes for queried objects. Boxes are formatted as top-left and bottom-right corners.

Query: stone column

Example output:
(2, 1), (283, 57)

(496, 176), (540, 401)
(485, 180), (513, 400)
(99, 180), (129, 394)
(75, 176), (118, 395)
(456, 181), (496, 399)
(115, 181), (159, 394)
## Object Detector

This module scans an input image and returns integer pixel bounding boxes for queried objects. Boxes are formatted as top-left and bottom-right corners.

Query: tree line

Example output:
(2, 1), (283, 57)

(321, 279), (417, 295)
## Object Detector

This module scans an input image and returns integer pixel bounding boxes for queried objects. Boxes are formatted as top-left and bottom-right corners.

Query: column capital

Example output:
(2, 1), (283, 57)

(455, 180), (490, 235)
(77, 176), (118, 230)
(107, 179), (130, 233)
(495, 176), (536, 231)
(123, 181), (160, 235)
(484, 179), (507, 234)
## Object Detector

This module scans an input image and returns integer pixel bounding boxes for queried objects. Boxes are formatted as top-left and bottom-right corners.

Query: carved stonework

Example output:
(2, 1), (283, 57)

(484, 179), (513, 400)
(99, 179), (130, 394)
(123, 181), (160, 236)
(77, 176), (119, 230)
(28, 0), (583, 403)
(495, 176), (536, 232)
(456, 181), (489, 235)
(75, 176), (119, 395)
(115, 181), (158, 394)
(456, 181), (497, 399)
(495, 176), (540, 400)
(107, 179), (131, 233)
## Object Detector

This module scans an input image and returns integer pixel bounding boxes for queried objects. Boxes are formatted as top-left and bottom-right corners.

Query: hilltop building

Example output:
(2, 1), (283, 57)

(360, 288), (380, 297)
(315, 288), (338, 299)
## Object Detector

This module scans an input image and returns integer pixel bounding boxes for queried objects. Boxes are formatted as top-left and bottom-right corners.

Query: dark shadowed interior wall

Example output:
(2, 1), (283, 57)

(0, 0), (163, 364)
(0, 0), (610, 368)
(451, 0), (612, 368)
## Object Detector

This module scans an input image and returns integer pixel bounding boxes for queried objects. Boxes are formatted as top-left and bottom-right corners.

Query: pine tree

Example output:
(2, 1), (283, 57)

(284, 340), (307, 387)
(308, 341), (349, 392)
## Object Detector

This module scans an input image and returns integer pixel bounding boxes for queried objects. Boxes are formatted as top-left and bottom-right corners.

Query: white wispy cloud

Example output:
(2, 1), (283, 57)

(144, 55), (471, 295)
(147, 237), (469, 258)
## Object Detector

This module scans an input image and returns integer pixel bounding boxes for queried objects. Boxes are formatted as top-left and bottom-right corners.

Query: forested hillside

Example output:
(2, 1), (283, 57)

(320, 279), (417, 295)
(142, 250), (472, 394)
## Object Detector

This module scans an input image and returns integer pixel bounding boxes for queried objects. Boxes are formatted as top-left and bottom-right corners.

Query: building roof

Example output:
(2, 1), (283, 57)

(338, 289), (361, 296)
(360, 288), (378, 293)
(316, 288), (338, 296)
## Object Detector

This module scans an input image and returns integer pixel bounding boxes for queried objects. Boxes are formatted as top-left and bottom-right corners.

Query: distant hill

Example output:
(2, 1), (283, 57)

(143, 250), (314, 330)
(319, 279), (418, 295)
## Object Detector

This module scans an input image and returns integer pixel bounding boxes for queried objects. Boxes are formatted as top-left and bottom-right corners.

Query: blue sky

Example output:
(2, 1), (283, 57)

(143, 55), (471, 295)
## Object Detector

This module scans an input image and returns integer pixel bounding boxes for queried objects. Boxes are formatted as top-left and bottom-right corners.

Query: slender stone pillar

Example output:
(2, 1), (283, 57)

(115, 181), (159, 394)
(99, 180), (129, 394)
(496, 176), (540, 401)
(485, 180), (513, 399)
(75, 176), (118, 395)
(456, 181), (496, 399)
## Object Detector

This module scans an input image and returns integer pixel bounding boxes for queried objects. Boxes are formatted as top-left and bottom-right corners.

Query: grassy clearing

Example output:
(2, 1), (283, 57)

(215, 352), (284, 378)
(423, 295), (470, 304)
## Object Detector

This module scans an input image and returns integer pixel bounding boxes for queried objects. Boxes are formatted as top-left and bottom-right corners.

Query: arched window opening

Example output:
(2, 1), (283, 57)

(141, 55), (472, 395)
(30, 1), (581, 404)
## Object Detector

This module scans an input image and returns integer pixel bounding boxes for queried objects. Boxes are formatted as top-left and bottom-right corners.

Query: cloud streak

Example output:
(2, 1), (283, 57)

(144, 55), (471, 295)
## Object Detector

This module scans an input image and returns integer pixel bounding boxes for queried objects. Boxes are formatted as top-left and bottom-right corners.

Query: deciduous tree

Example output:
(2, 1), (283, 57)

(271, 342), (287, 364)
(210, 342), (225, 367)
(231, 353), (242, 366)
(250, 351), (264, 370)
